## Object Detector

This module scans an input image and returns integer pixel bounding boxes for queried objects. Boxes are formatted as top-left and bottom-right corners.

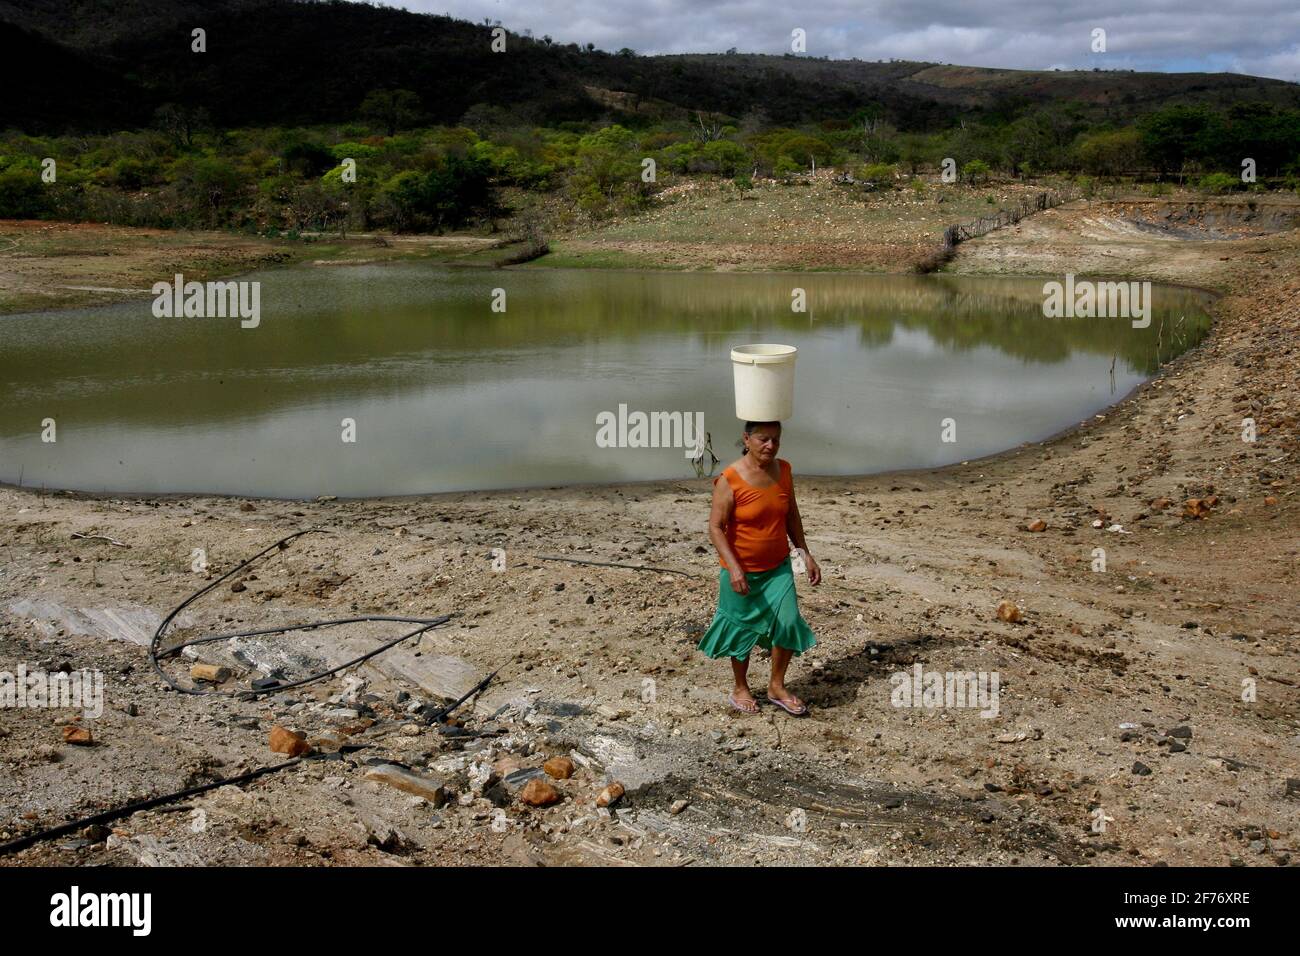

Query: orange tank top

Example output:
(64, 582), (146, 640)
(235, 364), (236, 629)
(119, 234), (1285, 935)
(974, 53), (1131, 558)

(717, 458), (792, 573)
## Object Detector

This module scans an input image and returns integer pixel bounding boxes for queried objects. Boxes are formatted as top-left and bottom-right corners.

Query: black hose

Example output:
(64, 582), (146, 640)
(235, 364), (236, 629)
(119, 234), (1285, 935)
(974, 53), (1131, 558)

(0, 668), (499, 858)
(0, 754), (313, 857)
(535, 553), (699, 577)
(148, 528), (452, 698)
(0, 531), (508, 858)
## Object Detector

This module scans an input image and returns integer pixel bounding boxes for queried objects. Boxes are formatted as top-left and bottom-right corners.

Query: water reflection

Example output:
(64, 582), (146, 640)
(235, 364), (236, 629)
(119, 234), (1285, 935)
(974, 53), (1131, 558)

(0, 265), (1213, 497)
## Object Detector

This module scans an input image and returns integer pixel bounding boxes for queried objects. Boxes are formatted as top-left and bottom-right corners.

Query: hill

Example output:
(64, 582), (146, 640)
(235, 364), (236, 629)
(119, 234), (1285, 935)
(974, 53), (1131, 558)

(2, 0), (1298, 133)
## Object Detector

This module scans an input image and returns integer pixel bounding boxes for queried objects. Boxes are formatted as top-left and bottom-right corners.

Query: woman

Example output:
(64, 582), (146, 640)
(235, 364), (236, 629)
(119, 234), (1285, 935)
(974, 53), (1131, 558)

(699, 420), (821, 715)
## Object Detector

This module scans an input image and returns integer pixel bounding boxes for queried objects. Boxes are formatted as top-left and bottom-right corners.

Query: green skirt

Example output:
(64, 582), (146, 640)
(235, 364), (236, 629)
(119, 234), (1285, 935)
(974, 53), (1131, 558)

(697, 556), (817, 660)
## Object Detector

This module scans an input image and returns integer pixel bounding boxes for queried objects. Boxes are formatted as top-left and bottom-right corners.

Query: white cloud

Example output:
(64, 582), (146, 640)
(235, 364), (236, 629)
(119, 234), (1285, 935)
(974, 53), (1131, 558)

(395, 0), (1300, 79)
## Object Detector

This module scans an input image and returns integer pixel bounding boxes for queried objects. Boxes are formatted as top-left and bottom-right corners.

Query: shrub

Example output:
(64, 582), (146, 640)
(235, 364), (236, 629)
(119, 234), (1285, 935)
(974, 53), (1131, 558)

(773, 155), (801, 177)
(963, 159), (990, 185)
(1197, 172), (1238, 195)
(857, 162), (896, 183)
(701, 140), (748, 177)
(0, 162), (51, 218)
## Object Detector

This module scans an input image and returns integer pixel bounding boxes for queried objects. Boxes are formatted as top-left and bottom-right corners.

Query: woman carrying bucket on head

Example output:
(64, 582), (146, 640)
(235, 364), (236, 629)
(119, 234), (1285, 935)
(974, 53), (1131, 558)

(699, 345), (821, 715)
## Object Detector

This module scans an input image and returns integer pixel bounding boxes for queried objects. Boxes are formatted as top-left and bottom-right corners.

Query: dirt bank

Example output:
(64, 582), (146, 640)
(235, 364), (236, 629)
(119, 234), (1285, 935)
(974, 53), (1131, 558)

(0, 220), (521, 315)
(1, 197), (1297, 867)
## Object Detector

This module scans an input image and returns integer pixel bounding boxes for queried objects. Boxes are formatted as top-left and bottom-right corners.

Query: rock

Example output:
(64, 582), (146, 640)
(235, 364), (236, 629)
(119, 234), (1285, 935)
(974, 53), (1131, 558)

(239, 501), (256, 512)
(519, 778), (561, 807)
(995, 600), (1022, 623)
(670, 799), (690, 815)
(1183, 498), (1215, 519)
(1026, 519), (1047, 532)
(596, 782), (625, 808)
(1132, 761), (1152, 776)
(493, 754), (528, 778)
(82, 824), (111, 842)
(230, 581), (247, 593)
(501, 767), (548, 794)
(399, 723), (422, 737)
(62, 725), (93, 746)
(1264, 496), (1279, 506)
(364, 764), (452, 807)
(190, 663), (230, 682)
(359, 813), (408, 853)
(1167, 725), (1193, 739)
(269, 726), (311, 757)
(1284, 779), (1300, 801)
(306, 731), (345, 752)
(1149, 497), (1172, 510)
(543, 756), (576, 780)
(595, 704), (629, 720)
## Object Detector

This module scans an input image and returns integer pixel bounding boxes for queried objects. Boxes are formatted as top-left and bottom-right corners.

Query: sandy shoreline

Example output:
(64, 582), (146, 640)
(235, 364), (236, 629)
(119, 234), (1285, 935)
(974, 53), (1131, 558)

(2, 197), (1297, 867)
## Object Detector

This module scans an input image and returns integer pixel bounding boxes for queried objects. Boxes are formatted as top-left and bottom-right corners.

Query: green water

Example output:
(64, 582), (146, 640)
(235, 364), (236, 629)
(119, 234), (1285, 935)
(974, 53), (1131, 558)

(0, 264), (1212, 497)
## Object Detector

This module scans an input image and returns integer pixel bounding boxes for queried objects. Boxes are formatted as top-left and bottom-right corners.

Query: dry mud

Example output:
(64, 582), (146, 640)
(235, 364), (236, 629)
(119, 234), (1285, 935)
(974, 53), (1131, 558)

(1, 198), (1298, 867)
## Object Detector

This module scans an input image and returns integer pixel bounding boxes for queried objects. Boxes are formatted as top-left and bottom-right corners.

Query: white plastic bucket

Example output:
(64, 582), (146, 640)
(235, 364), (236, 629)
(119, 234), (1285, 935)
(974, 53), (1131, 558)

(731, 344), (797, 421)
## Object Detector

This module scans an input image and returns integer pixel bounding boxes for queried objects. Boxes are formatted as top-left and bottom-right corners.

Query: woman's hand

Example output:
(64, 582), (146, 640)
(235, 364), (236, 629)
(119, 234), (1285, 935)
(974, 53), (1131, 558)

(728, 566), (750, 595)
(805, 553), (822, 586)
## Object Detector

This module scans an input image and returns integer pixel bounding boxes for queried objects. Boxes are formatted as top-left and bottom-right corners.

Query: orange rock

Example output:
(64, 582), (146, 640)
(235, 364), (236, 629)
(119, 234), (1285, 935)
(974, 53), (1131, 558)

(996, 600), (1022, 623)
(519, 778), (561, 807)
(596, 781), (626, 808)
(1264, 496), (1279, 506)
(190, 663), (230, 682)
(1026, 519), (1047, 532)
(269, 725), (311, 757)
(1150, 497), (1172, 510)
(1183, 498), (1213, 519)
(543, 756), (576, 780)
(62, 726), (93, 746)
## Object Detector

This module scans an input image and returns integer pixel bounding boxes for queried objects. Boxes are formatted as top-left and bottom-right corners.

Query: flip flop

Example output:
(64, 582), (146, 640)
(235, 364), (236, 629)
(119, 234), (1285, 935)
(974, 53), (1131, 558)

(728, 692), (760, 715)
(767, 694), (807, 716)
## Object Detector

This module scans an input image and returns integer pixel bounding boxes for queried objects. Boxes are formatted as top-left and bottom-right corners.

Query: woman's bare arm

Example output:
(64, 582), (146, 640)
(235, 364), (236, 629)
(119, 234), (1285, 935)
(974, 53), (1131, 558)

(709, 477), (749, 594)
(785, 477), (822, 585)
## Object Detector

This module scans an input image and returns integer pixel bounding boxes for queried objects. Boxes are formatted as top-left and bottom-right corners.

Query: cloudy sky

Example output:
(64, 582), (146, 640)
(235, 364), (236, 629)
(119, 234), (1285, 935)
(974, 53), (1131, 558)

(394, 0), (1300, 80)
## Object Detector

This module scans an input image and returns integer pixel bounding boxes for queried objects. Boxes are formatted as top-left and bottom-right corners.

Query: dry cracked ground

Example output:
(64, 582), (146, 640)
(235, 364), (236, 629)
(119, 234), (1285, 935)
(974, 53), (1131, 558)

(1, 196), (1298, 867)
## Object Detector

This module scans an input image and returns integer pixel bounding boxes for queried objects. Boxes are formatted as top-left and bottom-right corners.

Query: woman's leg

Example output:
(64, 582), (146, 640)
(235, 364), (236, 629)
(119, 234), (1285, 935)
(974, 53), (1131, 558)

(730, 655), (758, 712)
(768, 646), (804, 710)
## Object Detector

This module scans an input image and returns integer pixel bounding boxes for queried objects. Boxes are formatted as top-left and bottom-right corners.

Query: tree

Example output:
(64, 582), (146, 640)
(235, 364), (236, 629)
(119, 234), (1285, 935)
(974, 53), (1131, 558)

(1141, 106), (1219, 179)
(360, 89), (423, 136)
(154, 103), (210, 150)
(1075, 129), (1143, 177)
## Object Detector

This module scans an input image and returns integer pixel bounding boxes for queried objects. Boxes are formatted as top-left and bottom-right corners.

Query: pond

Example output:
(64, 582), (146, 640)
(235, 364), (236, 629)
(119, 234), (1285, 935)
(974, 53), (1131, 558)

(0, 264), (1213, 497)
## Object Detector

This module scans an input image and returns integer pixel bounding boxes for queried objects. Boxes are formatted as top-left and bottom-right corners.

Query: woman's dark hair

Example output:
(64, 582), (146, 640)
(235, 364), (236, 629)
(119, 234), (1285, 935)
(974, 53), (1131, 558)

(741, 421), (781, 454)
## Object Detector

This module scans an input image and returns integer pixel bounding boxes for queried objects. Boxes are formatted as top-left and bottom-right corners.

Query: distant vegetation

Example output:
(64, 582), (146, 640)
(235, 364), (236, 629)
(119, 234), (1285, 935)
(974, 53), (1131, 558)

(1, 0), (1299, 233)
(3, 100), (1297, 234)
